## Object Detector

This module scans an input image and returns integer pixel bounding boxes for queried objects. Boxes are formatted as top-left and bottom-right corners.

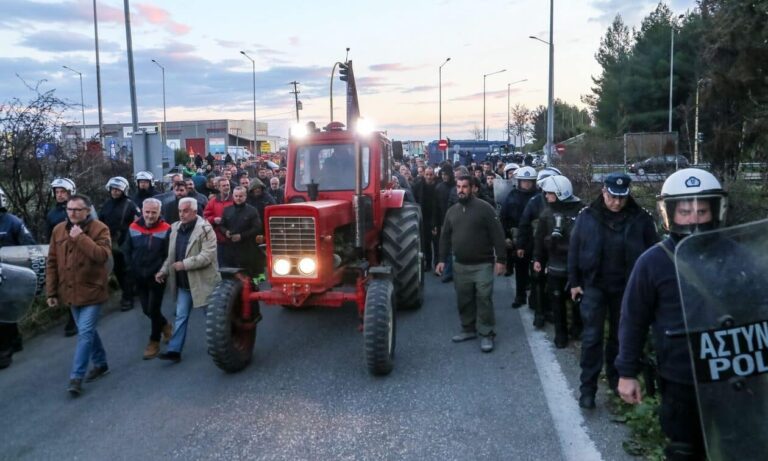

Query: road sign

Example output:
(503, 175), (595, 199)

(438, 139), (448, 151)
(260, 142), (271, 153)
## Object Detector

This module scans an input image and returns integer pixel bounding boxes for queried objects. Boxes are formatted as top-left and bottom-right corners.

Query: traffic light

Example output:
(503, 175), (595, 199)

(339, 62), (349, 82)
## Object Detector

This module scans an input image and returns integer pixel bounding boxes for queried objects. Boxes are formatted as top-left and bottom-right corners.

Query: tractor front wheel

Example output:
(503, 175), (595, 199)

(206, 278), (256, 373)
(382, 204), (423, 310)
(363, 278), (396, 376)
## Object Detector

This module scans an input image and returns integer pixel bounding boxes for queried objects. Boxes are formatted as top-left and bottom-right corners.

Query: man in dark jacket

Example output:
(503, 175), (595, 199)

(98, 176), (139, 311)
(436, 176), (506, 353)
(568, 172), (658, 409)
(413, 167), (438, 272)
(124, 198), (172, 359)
(220, 186), (262, 275)
(269, 177), (285, 205)
(434, 164), (458, 281)
(500, 166), (538, 307)
(246, 178), (275, 276)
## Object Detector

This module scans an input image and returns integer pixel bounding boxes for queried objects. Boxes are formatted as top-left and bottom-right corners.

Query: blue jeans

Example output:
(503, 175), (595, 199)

(70, 305), (107, 379)
(167, 288), (193, 353)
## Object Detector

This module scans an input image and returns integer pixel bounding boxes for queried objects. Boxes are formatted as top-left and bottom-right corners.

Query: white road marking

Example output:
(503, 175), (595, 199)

(518, 306), (604, 461)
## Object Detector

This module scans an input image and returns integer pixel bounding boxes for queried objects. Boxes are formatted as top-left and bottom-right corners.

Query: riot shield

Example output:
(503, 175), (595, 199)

(675, 218), (768, 460)
(0, 263), (38, 322)
(0, 244), (49, 296)
(492, 178), (515, 215)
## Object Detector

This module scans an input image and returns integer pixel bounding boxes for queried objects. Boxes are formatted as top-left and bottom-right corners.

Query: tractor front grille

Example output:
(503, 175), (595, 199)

(268, 216), (317, 256)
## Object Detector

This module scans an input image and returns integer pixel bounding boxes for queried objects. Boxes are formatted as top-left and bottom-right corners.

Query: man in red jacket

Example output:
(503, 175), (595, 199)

(46, 194), (112, 397)
(203, 177), (234, 265)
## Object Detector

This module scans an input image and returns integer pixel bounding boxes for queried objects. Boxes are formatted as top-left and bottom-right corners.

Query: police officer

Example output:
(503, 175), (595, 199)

(500, 166), (537, 307)
(532, 175), (582, 345)
(0, 187), (36, 369)
(131, 171), (157, 209)
(568, 172), (657, 409)
(98, 176), (139, 311)
(616, 168), (727, 460)
(518, 167), (561, 322)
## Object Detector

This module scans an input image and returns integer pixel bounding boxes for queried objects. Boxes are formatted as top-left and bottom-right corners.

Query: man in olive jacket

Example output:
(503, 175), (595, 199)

(155, 197), (220, 362)
(46, 194), (112, 397)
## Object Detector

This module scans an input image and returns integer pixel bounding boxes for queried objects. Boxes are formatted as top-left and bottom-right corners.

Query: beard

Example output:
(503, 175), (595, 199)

(458, 193), (471, 204)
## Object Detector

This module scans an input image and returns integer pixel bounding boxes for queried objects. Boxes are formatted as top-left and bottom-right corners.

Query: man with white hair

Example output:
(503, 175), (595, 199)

(155, 197), (219, 363)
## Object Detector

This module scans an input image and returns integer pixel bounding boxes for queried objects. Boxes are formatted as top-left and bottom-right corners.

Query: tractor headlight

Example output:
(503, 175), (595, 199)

(297, 257), (317, 275)
(273, 257), (292, 276)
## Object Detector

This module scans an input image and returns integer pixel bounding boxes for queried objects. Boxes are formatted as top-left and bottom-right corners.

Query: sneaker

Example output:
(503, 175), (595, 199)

(451, 331), (477, 342)
(143, 341), (160, 360)
(68, 378), (83, 397)
(511, 296), (526, 308)
(85, 365), (110, 382)
(161, 323), (173, 344)
(480, 336), (495, 353)
(120, 299), (133, 311)
(579, 393), (596, 409)
(158, 351), (182, 363)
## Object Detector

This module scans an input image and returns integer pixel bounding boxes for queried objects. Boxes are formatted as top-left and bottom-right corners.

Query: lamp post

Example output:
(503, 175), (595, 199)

(693, 78), (709, 165)
(240, 51), (257, 155)
(151, 59), (167, 156)
(92, 0), (104, 149)
(507, 78), (528, 145)
(439, 57), (450, 141)
(483, 68), (506, 141)
(668, 14), (685, 133)
(530, 3), (554, 164)
(62, 66), (85, 140)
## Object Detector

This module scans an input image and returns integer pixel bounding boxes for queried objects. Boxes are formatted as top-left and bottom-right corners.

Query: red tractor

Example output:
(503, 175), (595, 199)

(205, 60), (423, 375)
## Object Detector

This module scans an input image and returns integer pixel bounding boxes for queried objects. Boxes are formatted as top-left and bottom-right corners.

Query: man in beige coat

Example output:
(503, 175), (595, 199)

(155, 197), (219, 362)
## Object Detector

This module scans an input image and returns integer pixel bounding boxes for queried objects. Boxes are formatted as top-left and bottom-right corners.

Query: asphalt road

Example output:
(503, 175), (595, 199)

(0, 274), (634, 461)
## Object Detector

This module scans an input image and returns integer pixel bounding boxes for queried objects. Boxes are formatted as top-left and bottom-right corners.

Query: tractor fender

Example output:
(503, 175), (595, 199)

(380, 189), (406, 209)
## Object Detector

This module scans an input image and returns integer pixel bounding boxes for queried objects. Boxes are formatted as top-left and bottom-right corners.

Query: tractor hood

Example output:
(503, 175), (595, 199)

(264, 200), (353, 230)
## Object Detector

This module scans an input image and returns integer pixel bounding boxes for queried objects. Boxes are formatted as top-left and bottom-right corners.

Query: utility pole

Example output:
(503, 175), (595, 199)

(289, 81), (301, 123)
(92, 0), (105, 150)
(123, 0), (139, 134)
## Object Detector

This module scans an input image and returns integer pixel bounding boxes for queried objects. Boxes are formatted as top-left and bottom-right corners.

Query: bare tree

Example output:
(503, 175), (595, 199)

(510, 104), (531, 150)
(470, 124), (483, 141)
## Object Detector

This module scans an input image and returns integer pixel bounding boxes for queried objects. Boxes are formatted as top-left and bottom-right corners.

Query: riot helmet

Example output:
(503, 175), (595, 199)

(503, 163), (520, 179)
(105, 176), (130, 194)
(50, 178), (76, 195)
(536, 167), (561, 185)
(540, 175), (578, 202)
(135, 171), (154, 183)
(657, 168), (727, 235)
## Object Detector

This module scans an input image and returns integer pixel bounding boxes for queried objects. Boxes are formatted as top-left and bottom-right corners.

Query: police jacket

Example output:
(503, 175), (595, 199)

(517, 193), (546, 251)
(533, 199), (581, 277)
(46, 202), (68, 240)
(124, 217), (171, 279)
(500, 188), (536, 239)
(98, 195), (139, 246)
(0, 211), (36, 247)
(46, 217), (111, 306)
(616, 237), (692, 383)
(567, 196), (657, 289)
(131, 187), (157, 210)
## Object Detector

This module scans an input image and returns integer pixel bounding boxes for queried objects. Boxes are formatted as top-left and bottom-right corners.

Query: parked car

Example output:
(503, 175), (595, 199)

(629, 155), (689, 175)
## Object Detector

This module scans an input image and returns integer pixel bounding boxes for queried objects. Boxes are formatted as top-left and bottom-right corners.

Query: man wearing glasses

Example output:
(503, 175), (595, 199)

(46, 195), (112, 397)
(567, 172), (658, 409)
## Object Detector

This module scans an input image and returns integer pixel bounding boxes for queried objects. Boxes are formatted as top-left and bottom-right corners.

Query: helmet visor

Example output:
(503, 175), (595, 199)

(658, 194), (728, 235)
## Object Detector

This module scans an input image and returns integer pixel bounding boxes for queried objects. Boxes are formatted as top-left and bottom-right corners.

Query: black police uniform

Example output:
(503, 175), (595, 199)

(500, 187), (537, 306)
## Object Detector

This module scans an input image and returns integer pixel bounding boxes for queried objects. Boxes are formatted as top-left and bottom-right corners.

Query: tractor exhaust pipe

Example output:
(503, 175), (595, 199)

(353, 141), (365, 258)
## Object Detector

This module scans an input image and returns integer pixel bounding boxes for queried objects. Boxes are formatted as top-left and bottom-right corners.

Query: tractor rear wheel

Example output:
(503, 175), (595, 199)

(382, 204), (423, 310)
(206, 278), (256, 373)
(363, 278), (395, 376)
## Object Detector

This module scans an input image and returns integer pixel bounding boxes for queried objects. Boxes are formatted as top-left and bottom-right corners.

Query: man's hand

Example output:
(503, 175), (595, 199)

(516, 249), (525, 258)
(155, 272), (166, 284)
(231, 234), (241, 242)
(255, 235), (264, 244)
(47, 297), (58, 308)
(494, 262), (505, 276)
(432, 227), (438, 236)
(69, 224), (83, 239)
(533, 261), (542, 273)
(172, 261), (185, 271)
(618, 377), (643, 404)
(435, 262), (445, 276)
(570, 286), (584, 302)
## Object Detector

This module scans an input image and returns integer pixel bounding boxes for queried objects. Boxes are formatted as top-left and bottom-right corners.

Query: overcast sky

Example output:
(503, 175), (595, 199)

(0, 0), (697, 141)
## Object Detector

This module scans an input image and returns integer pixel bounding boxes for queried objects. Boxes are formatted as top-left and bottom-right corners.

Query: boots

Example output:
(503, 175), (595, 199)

(143, 340), (160, 360)
(161, 322), (172, 344)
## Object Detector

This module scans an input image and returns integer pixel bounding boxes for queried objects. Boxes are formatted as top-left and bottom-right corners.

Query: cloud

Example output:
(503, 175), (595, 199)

(216, 39), (240, 49)
(135, 3), (190, 34)
(288, 36), (300, 46)
(402, 85), (437, 94)
(588, 0), (698, 26)
(450, 88), (521, 102)
(18, 30), (120, 53)
(369, 63), (420, 72)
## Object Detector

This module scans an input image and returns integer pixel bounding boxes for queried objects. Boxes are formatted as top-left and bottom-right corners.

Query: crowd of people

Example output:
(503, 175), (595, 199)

(400, 155), (729, 460)
(0, 150), (738, 458)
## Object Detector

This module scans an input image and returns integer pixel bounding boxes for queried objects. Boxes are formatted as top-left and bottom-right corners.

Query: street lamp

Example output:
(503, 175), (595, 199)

(693, 78), (709, 165)
(439, 57), (450, 142)
(62, 65), (85, 140)
(668, 14), (685, 133)
(530, 2), (554, 165)
(151, 59), (167, 157)
(507, 78), (528, 145)
(483, 68), (506, 141)
(240, 51), (257, 155)
(92, 0), (105, 149)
